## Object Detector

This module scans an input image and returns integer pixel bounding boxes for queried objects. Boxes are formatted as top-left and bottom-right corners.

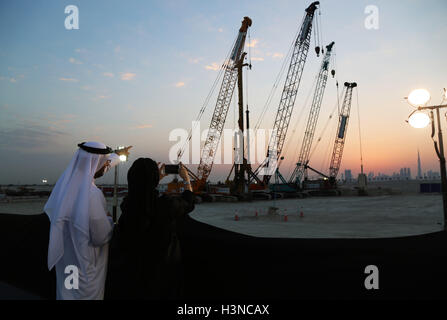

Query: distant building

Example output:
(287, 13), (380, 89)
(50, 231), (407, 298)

(399, 168), (411, 180)
(426, 170), (440, 180)
(376, 172), (392, 181)
(345, 169), (353, 182)
(417, 149), (422, 179)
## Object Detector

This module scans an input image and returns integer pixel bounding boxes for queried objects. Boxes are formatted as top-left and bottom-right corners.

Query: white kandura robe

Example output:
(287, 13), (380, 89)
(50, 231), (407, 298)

(54, 182), (115, 300)
(45, 146), (120, 300)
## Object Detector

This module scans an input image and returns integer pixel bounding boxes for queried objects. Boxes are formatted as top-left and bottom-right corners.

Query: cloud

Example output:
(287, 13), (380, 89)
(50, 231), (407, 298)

(218, 28), (223, 33)
(251, 57), (264, 61)
(188, 57), (202, 64)
(59, 77), (79, 82)
(114, 46), (121, 53)
(175, 81), (185, 88)
(46, 114), (77, 130)
(246, 39), (259, 48)
(205, 62), (220, 71)
(1, 76), (20, 83)
(69, 57), (83, 65)
(103, 72), (114, 77)
(75, 48), (87, 54)
(0, 123), (67, 152)
(134, 124), (153, 129)
(272, 52), (284, 59)
(91, 95), (110, 101)
(120, 72), (136, 81)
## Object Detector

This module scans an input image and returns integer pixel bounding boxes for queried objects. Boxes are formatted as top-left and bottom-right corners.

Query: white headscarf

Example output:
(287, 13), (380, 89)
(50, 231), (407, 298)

(44, 141), (111, 271)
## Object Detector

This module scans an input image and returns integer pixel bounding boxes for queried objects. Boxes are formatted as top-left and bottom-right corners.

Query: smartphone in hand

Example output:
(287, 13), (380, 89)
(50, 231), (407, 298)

(164, 164), (179, 174)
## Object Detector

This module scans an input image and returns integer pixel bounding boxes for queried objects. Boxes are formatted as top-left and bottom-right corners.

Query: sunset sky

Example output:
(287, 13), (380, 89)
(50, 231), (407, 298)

(0, 0), (446, 184)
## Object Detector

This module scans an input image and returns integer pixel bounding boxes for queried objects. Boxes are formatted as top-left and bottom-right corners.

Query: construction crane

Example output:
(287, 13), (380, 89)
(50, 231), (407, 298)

(289, 41), (335, 185)
(168, 17), (252, 195)
(298, 82), (357, 195)
(328, 82), (357, 180)
(252, 1), (320, 185)
(225, 51), (255, 197)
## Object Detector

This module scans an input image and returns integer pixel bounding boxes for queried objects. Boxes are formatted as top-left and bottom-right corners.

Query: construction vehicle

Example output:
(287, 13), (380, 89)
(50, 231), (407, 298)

(328, 82), (357, 179)
(250, 1), (321, 193)
(289, 41), (335, 185)
(167, 17), (252, 200)
(298, 163), (340, 196)
(224, 51), (259, 199)
(300, 82), (357, 195)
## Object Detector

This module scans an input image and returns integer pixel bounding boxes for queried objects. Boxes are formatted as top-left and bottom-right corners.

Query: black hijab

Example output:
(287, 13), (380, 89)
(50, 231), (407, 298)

(107, 158), (192, 299)
(118, 157), (160, 236)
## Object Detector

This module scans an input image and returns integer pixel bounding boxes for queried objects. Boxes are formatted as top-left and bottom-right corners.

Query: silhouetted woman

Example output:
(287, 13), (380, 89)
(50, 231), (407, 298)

(105, 158), (194, 299)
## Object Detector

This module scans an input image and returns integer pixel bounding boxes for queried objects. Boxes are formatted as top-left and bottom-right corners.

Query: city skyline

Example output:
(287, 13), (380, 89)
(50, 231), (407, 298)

(1, 0), (446, 185)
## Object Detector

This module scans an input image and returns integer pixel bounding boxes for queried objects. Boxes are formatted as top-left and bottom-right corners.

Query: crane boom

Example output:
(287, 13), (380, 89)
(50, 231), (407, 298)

(289, 41), (335, 184)
(253, 1), (319, 184)
(328, 82), (357, 179)
(196, 17), (252, 186)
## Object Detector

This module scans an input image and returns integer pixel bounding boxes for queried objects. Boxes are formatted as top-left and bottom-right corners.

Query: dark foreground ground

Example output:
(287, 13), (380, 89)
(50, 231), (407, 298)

(1, 212), (446, 300)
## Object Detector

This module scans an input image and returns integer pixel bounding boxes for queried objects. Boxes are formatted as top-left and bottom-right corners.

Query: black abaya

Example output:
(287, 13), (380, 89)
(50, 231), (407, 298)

(105, 158), (194, 299)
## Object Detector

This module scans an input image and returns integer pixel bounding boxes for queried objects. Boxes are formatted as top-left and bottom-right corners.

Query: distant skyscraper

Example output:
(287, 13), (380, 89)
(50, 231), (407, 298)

(427, 170), (440, 180)
(345, 169), (352, 182)
(399, 167), (411, 180)
(417, 149), (422, 179)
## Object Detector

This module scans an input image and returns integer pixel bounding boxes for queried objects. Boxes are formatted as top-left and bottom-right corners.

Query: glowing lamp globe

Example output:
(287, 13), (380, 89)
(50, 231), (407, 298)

(408, 112), (430, 129)
(119, 155), (127, 162)
(408, 89), (430, 106)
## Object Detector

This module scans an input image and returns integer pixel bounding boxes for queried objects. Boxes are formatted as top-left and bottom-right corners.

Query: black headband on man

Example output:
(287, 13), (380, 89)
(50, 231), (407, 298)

(78, 142), (113, 155)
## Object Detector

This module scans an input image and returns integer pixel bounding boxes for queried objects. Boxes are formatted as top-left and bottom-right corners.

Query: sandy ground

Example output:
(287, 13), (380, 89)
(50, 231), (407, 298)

(1, 194), (443, 239)
(190, 194), (444, 238)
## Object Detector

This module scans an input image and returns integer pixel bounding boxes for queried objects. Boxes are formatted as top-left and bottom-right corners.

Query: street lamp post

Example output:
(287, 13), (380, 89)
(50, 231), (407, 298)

(113, 147), (129, 223)
(406, 88), (447, 230)
(113, 163), (119, 223)
(434, 107), (447, 227)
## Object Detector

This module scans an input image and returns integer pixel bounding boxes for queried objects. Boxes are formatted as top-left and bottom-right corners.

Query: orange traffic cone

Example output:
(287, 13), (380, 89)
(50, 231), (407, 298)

(284, 214), (288, 222)
(300, 208), (304, 218)
(255, 210), (258, 217)
(235, 211), (239, 221)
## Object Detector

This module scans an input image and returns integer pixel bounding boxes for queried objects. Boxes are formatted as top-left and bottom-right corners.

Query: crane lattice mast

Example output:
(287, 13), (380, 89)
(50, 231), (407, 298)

(328, 82), (357, 179)
(289, 41), (335, 184)
(252, 1), (320, 184)
(195, 17), (252, 185)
